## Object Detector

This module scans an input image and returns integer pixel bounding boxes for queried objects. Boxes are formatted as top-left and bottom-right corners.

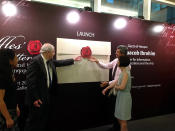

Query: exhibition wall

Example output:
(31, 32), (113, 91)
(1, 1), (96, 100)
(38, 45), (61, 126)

(0, 1), (175, 130)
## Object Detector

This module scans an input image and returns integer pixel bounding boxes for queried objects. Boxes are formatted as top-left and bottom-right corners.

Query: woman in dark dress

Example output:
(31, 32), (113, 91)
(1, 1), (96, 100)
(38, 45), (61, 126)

(0, 49), (20, 131)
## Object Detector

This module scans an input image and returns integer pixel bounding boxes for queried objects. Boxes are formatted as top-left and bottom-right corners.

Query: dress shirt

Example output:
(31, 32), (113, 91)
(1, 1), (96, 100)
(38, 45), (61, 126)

(41, 54), (52, 88)
(98, 58), (131, 84)
(98, 58), (121, 84)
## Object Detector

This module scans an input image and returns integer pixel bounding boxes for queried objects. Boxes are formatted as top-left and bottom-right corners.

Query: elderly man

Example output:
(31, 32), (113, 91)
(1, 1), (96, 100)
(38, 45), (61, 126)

(25, 43), (79, 131)
(89, 45), (129, 131)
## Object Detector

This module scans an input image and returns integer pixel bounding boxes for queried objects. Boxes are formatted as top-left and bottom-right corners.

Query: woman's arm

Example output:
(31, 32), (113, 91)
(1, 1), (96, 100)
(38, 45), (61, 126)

(0, 89), (14, 128)
(102, 80), (118, 95)
(115, 72), (128, 90)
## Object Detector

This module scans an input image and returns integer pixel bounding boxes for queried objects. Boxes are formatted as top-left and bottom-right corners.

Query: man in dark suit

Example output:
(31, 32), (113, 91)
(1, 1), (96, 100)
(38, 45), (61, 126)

(25, 43), (79, 131)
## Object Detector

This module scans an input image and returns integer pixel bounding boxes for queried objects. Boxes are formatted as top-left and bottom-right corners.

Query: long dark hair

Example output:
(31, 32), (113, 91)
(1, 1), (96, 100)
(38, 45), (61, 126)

(0, 49), (16, 81)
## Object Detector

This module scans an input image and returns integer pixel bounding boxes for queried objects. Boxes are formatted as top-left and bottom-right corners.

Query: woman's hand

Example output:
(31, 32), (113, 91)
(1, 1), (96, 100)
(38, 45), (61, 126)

(114, 84), (119, 89)
(6, 118), (14, 128)
(102, 88), (108, 95)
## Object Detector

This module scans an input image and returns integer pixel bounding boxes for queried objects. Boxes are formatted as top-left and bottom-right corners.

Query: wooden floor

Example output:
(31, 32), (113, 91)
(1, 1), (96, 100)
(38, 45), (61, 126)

(81, 113), (175, 131)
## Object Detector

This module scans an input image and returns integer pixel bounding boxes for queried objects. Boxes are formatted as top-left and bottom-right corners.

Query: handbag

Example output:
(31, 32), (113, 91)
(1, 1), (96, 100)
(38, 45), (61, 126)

(108, 87), (117, 96)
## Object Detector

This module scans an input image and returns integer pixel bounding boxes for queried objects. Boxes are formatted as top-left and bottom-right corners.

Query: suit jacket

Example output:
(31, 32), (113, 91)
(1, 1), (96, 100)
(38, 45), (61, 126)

(25, 54), (74, 106)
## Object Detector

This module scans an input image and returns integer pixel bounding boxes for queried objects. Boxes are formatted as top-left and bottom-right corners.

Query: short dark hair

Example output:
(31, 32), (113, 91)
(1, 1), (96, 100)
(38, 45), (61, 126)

(117, 45), (128, 55)
(119, 56), (130, 67)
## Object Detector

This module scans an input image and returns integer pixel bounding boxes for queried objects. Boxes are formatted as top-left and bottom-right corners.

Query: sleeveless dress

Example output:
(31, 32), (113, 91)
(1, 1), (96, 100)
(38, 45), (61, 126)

(114, 69), (132, 120)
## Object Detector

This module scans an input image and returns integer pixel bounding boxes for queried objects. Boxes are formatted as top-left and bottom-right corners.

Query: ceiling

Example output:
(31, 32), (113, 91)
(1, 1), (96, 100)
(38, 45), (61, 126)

(167, 0), (175, 2)
(153, 0), (175, 6)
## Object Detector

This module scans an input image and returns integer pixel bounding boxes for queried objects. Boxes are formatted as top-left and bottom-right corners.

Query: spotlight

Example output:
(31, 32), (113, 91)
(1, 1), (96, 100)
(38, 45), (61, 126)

(153, 25), (164, 33)
(84, 6), (92, 12)
(167, 22), (172, 26)
(138, 16), (144, 19)
(78, 8), (83, 13)
(1, 1), (17, 17)
(128, 16), (133, 20)
(113, 18), (127, 29)
(66, 11), (80, 24)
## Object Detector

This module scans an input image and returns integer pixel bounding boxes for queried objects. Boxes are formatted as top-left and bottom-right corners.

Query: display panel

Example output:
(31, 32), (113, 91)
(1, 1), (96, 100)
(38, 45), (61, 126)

(56, 38), (111, 83)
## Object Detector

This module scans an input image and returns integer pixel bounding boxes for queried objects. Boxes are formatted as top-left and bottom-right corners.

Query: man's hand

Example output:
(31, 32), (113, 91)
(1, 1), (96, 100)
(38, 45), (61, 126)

(100, 81), (109, 87)
(16, 105), (20, 117)
(33, 99), (42, 107)
(6, 118), (14, 128)
(74, 56), (82, 61)
(88, 56), (99, 63)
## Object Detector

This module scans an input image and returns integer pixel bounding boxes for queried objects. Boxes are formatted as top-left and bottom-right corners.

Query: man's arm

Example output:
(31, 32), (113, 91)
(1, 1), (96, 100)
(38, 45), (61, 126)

(88, 56), (117, 84)
(88, 56), (115, 69)
(53, 59), (74, 67)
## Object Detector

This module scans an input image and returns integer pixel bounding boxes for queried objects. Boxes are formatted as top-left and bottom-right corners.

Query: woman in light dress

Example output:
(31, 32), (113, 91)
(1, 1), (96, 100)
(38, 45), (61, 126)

(102, 55), (132, 131)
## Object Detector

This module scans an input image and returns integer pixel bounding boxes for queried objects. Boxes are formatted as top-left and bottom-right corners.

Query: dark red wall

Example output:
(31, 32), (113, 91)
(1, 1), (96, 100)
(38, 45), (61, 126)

(0, 1), (175, 130)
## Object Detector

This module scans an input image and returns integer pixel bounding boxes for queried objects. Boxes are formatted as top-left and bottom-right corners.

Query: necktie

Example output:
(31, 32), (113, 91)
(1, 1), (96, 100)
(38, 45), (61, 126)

(46, 61), (52, 88)
(112, 63), (118, 80)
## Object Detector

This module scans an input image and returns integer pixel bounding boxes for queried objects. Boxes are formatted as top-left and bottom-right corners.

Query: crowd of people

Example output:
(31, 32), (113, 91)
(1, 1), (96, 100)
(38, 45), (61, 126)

(0, 43), (132, 131)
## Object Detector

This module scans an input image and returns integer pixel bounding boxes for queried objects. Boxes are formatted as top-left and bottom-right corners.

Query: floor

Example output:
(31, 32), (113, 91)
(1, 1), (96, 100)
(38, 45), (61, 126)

(81, 113), (175, 131)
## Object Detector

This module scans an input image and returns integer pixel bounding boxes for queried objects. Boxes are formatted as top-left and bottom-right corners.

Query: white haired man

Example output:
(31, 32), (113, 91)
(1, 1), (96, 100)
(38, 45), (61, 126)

(25, 43), (80, 131)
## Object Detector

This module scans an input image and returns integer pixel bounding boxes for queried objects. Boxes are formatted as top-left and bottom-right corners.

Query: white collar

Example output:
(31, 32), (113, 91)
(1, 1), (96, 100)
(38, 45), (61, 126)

(41, 54), (47, 63)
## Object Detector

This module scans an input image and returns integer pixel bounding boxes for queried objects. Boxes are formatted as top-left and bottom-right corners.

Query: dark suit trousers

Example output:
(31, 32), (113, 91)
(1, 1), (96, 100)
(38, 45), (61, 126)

(25, 103), (49, 131)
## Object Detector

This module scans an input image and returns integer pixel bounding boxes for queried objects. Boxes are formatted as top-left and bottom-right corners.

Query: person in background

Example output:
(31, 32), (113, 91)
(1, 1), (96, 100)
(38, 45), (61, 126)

(25, 43), (80, 131)
(88, 45), (129, 131)
(0, 49), (20, 131)
(102, 56), (132, 131)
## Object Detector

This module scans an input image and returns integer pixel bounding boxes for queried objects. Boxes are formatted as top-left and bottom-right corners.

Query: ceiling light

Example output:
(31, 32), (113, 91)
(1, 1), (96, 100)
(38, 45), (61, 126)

(2, 1), (17, 17)
(66, 11), (80, 24)
(113, 18), (127, 29)
(153, 25), (164, 33)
